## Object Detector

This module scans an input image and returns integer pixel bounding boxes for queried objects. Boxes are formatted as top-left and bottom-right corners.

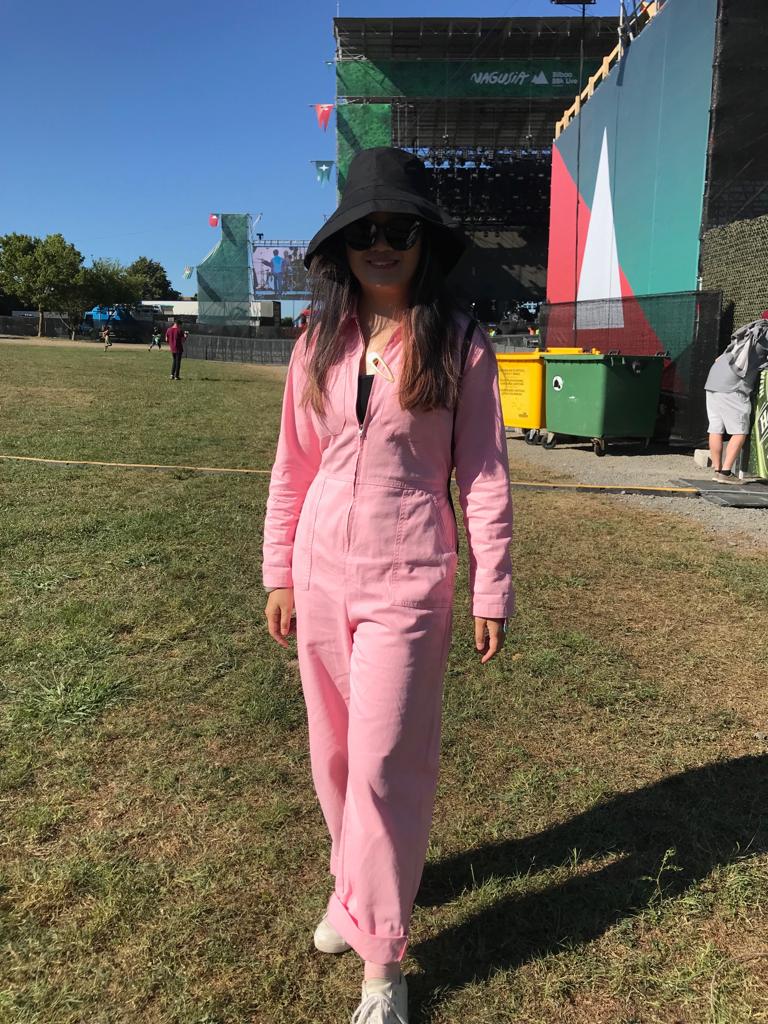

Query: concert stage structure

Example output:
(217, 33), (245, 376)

(196, 214), (308, 324)
(544, 0), (765, 440)
(196, 214), (258, 325)
(334, 16), (618, 321)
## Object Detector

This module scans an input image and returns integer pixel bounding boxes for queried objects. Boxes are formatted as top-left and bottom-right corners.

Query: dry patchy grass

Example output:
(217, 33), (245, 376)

(0, 343), (766, 1024)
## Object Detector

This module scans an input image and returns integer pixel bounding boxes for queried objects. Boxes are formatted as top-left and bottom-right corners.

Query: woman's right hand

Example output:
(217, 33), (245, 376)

(265, 588), (296, 648)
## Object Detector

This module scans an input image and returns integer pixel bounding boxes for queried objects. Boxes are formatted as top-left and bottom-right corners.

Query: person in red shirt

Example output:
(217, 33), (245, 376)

(165, 318), (187, 380)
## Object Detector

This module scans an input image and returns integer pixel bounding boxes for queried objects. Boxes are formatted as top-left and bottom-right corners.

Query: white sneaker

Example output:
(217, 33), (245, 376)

(351, 975), (408, 1023)
(313, 916), (351, 954)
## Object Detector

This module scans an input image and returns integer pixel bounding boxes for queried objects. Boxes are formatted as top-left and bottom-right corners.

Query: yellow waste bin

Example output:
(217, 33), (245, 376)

(496, 349), (584, 430)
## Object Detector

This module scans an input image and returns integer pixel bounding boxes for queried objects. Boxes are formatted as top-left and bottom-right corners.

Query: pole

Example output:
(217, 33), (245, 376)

(573, 2), (586, 341)
(618, 0), (626, 56)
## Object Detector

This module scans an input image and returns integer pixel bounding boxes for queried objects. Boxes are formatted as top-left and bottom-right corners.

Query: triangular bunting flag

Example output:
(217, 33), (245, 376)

(314, 103), (334, 131)
(313, 160), (334, 185)
(183, 266), (193, 279)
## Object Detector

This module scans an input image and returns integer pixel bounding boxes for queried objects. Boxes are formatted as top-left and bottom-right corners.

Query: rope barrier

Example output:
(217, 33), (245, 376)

(1, 453), (701, 496)
(0, 454), (270, 476)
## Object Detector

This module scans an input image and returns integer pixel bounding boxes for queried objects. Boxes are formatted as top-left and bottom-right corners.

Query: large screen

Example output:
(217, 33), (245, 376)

(252, 243), (310, 297)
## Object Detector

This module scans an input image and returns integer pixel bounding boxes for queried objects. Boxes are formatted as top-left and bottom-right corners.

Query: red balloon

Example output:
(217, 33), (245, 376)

(209, 213), (219, 227)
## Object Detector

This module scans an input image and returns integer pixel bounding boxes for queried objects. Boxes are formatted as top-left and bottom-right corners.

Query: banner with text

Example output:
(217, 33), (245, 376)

(749, 370), (768, 479)
(336, 59), (600, 99)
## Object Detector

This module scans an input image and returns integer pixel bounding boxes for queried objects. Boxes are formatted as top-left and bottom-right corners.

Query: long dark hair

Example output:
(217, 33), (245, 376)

(303, 225), (462, 416)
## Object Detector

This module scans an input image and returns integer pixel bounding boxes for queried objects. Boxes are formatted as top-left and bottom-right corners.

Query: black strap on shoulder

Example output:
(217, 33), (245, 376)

(459, 317), (475, 379)
(451, 317), (477, 464)
(448, 318), (478, 551)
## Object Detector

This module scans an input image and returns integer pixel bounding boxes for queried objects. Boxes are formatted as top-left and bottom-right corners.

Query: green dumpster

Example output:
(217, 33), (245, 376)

(541, 353), (663, 455)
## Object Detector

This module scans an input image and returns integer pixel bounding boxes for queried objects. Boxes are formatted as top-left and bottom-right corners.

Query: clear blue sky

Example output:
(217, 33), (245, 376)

(3, 0), (619, 294)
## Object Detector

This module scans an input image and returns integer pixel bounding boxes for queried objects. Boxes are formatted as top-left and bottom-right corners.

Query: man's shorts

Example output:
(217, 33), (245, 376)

(706, 390), (752, 434)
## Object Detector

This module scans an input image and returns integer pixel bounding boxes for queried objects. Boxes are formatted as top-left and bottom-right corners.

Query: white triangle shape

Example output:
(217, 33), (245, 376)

(532, 71), (548, 85)
(577, 128), (624, 328)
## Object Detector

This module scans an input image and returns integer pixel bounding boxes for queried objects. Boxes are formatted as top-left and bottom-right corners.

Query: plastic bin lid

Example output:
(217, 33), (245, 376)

(496, 351), (544, 362)
(541, 352), (663, 361)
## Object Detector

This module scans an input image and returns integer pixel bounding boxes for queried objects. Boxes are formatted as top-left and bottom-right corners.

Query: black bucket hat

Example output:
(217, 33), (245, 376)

(304, 147), (468, 272)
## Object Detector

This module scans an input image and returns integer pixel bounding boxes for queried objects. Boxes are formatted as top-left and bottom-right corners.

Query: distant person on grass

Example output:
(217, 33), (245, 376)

(148, 327), (162, 351)
(165, 318), (187, 380)
(705, 311), (768, 483)
(101, 325), (112, 350)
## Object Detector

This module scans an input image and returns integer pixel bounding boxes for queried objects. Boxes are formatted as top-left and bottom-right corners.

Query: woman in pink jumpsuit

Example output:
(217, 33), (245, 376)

(263, 148), (513, 1023)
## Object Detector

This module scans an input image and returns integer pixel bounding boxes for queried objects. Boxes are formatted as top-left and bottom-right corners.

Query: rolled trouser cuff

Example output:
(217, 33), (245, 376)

(325, 892), (408, 963)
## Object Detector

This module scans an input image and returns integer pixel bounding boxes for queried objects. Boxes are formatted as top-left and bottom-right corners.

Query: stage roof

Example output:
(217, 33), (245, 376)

(334, 17), (619, 62)
(389, 98), (566, 150)
(334, 16), (621, 149)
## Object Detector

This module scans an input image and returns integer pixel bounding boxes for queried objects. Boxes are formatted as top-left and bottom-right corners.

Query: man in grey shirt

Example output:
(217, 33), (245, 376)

(705, 313), (768, 483)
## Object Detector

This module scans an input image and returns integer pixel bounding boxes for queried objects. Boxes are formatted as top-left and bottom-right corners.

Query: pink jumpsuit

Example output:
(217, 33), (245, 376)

(263, 312), (513, 964)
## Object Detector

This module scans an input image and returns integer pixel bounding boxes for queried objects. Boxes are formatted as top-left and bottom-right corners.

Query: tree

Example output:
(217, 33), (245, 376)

(127, 256), (179, 300)
(84, 258), (142, 308)
(59, 258), (142, 339)
(0, 233), (84, 336)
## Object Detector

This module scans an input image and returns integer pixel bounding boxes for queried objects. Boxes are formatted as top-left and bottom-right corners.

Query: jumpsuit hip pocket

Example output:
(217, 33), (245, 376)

(292, 476), (326, 591)
(390, 488), (458, 609)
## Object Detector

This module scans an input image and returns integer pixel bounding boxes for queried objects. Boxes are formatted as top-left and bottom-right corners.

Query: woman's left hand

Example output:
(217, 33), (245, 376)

(474, 617), (506, 664)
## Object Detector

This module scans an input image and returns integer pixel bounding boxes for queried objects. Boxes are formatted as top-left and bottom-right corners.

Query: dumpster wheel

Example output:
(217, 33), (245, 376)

(543, 433), (558, 450)
(592, 438), (607, 457)
(525, 430), (540, 446)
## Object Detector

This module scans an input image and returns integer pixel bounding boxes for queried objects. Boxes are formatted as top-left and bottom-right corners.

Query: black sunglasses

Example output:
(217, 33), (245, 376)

(342, 216), (422, 251)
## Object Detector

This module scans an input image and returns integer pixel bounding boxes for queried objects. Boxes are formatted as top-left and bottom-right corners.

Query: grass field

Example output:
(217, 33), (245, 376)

(1, 341), (767, 1024)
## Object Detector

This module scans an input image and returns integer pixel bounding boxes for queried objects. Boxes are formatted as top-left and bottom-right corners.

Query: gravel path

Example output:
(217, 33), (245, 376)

(506, 433), (768, 552)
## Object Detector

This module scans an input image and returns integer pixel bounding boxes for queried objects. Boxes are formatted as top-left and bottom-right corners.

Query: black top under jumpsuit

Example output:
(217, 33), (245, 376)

(356, 374), (374, 425)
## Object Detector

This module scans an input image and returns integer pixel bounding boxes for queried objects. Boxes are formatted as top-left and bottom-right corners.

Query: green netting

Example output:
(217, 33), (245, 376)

(337, 104), (392, 193)
(197, 214), (255, 324)
(337, 59), (600, 100)
(701, 214), (768, 331)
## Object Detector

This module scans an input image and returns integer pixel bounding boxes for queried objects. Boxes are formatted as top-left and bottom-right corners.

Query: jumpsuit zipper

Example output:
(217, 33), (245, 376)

(345, 325), (398, 549)
(346, 373), (377, 547)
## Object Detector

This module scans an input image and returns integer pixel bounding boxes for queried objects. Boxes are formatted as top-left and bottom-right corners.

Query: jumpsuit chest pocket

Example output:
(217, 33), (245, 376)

(293, 476), (326, 590)
(312, 363), (347, 438)
(390, 489), (458, 609)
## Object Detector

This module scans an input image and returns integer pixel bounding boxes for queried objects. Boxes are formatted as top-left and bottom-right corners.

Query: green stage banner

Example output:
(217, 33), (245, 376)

(748, 370), (768, 479)
(337, 59), (600, 100)
(336, 103), (392, 193)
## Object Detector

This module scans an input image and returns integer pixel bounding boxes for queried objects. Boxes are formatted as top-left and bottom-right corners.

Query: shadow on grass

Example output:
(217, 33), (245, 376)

(411, 755), (767, 1015)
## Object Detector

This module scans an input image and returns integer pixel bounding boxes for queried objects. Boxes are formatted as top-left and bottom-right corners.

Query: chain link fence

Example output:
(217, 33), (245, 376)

(184, 335), (295, 365)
